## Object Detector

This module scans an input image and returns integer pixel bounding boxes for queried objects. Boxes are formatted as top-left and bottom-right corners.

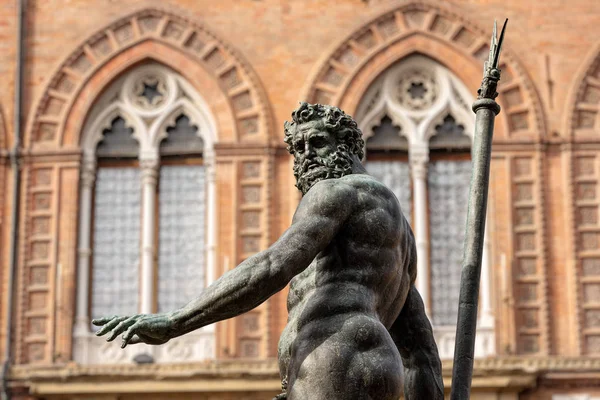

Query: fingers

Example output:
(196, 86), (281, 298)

(121, 322), (141, 348)
(92, 315), (118, 326)
(121, 333), (143, 348)
(127, 335), (143, 345)
(95, 316), (128, 336)
(106, 316), (138, 342)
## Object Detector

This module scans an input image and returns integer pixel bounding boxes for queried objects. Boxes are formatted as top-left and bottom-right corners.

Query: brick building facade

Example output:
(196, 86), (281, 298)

(1, 0), (600, 398)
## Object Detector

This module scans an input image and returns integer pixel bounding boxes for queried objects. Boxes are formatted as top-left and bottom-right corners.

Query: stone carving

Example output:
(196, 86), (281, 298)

(133, 73), (168, 110)
(304, 3), (545, 140)
(94, 103), (444, 400)
(396, 69), (439, 111)
(74, 63), (218, 365)
(573, 153), (600, 354)
(511, 155), (545, 356)
(96, 116), (138, 158)
(356, 55), (492, 357)
(27, 7), (272, 145)
(355, 55), (474, 147)
(571, 47), (600, 134)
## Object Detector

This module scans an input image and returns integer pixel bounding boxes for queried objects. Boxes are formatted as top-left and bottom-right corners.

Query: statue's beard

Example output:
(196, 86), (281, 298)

(293, 146), (354, 195)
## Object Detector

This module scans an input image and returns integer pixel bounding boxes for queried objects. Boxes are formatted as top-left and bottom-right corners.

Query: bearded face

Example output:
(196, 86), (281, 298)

(291, 120), (354, 195)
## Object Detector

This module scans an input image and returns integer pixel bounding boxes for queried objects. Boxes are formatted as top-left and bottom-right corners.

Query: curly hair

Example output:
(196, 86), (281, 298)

(284, 102), (365, 159)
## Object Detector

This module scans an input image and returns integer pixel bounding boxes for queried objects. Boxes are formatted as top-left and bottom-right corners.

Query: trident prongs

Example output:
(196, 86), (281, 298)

(477, 19), (508, 100)
(492, 19), (508, 69)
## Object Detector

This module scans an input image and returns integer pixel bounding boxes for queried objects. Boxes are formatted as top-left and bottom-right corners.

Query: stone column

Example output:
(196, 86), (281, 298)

(205, 152), (217, 286)
(140, 157), (159, 314)
(410, 147), (430, 315)
(74, 158), (96, 336)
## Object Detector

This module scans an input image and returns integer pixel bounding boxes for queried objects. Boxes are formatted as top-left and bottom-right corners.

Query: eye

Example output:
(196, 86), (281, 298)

(312, 137), (326, 148)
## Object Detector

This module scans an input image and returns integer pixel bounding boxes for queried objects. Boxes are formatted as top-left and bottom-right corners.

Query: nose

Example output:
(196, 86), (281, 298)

(305, 142), (315, 158)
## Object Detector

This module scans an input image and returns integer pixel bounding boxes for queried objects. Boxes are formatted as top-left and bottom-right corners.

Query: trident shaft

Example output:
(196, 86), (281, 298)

(450, 19), (508, 400)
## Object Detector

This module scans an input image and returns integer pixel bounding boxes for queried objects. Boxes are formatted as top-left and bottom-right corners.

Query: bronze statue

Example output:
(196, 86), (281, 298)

(94, 102), (444, 400)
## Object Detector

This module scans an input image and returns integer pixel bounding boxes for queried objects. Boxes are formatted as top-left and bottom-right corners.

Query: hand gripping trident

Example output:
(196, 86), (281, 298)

(450, 19), (508, 400)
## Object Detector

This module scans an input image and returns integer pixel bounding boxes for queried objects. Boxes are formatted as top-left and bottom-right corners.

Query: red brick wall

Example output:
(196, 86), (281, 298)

(1, 0), (600, 398)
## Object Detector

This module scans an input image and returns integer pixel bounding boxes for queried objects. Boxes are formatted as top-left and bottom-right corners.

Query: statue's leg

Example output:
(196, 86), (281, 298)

(389, 285), (445, 400)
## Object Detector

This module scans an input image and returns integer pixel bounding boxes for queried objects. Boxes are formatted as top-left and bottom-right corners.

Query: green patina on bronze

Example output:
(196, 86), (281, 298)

(94, 20), (506, 400)
(94, 102), (444, 400)
(450, 19), (507, 400)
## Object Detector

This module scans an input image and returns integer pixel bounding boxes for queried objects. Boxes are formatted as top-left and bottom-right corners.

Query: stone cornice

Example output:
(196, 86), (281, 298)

(9, 360), (280, 384)
(10, 357), (600, 383)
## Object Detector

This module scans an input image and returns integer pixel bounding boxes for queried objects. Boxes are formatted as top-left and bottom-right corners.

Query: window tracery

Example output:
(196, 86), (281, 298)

(359, 54), (494, 359)
(74, 63), (217, 364)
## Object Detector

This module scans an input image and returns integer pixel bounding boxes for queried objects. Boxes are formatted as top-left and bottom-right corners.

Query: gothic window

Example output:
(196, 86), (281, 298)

(356, 55), (493, 358)
(75, 64), (217, 364)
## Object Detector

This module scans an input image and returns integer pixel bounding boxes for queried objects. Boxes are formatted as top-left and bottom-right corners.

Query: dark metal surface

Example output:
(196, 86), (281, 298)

(450, 20), (507, 400)
(94, 103), (444, 400)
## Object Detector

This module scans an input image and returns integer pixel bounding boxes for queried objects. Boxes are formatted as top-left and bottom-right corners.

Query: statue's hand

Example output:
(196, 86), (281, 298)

(92, 313), (175, 348)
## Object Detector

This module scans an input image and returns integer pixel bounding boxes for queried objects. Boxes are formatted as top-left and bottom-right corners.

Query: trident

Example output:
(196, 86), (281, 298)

(450, 19), (508, 400)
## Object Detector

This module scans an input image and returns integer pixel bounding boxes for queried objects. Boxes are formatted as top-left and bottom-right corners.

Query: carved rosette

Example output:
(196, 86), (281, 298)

(355, 55), (473, 146)
(304, 2), (545, 140)
(396, 69), (439, 111)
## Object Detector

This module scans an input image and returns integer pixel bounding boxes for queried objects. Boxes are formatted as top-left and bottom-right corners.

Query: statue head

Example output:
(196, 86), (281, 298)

(284, 102), (365, 195)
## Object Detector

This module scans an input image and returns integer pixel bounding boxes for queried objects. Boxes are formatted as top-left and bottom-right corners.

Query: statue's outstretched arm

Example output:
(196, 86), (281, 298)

(94, 178), (357, 348)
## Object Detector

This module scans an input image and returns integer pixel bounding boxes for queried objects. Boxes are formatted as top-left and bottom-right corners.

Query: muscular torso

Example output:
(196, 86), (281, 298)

(277, 173), (416, 398)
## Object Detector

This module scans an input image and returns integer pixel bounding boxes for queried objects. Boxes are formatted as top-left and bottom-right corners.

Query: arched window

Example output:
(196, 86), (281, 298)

(357, 55), (494, 359)
(74, 64), (217, 364)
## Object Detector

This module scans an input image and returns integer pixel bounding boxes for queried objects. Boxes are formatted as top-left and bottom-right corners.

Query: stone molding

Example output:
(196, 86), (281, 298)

(300, 0), (546, 140)
(356, 54), (475, 147)
(72, 64), (219, 364)
(24, 6), (274, 147)
(10, 357), (600, 397)
(10, 357), (600, 383)
(565, 41), (600, 140)
(563, 42), (600, 355)
(536, 148), (552, 356)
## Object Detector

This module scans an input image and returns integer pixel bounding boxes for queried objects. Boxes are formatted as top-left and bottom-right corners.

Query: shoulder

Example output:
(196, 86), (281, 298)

(339, 173), (397, 200)
(294, 178), (358, 222)
(338, 174), (404, 218)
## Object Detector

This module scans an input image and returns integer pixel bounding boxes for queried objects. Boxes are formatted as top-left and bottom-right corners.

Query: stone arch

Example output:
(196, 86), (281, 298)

(565, 41), (600, 139)
(300, 1), (546, 141)
(25, 7), (274, 148)
(62, 44), (233, 148)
